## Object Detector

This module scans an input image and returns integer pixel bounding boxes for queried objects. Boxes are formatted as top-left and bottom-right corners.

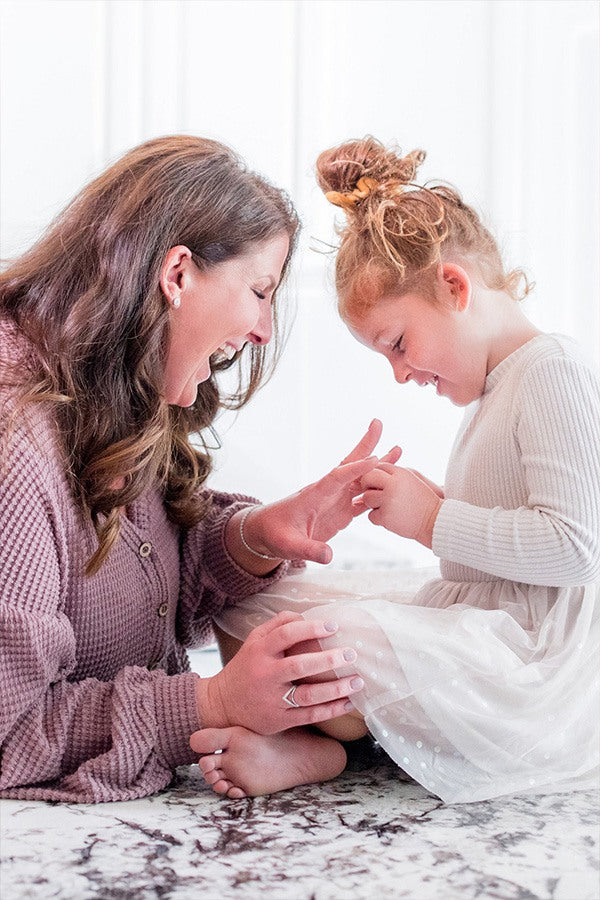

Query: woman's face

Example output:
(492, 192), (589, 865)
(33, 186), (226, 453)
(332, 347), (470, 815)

(161, 232), (290, 407)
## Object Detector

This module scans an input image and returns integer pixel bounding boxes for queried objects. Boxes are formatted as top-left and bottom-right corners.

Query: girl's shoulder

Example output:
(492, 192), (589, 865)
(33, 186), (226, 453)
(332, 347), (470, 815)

(495, 333), (598, 390)
(507, 334), (600, 421)
(521, 333), (598, 383)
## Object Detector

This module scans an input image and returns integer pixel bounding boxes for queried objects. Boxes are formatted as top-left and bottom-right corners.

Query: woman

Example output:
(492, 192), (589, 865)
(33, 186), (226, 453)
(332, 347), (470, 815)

(0, 135), (387, 802)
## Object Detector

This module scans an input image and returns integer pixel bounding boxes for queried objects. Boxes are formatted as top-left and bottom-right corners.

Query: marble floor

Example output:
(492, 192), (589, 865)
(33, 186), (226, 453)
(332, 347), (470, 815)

(1, 733), (598, 900)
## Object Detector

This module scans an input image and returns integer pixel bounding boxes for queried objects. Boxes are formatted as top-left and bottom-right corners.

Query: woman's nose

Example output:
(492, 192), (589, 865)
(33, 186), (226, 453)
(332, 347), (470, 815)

(247, 303), (273, 346)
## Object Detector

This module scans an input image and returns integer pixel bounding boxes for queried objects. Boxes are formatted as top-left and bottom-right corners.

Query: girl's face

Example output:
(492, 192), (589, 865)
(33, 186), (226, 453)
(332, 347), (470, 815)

(346, 268), (489, 407)
(161, 233), (289, 407)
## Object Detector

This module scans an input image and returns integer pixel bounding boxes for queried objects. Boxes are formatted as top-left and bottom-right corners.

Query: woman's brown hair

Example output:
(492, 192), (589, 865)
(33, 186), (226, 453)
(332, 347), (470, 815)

(315, 136), (531, 319)
(0, 135), (299, 573)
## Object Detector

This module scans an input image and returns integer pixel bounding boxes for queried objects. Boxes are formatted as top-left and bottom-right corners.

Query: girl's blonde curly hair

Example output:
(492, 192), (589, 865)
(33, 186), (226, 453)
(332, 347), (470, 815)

(316, 136), (531, 318)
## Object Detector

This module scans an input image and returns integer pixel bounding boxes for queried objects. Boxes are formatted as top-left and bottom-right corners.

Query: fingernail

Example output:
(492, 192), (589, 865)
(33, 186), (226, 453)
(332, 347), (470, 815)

(343, 648), (357, 662)
(344, 700), (354, 711)
(350, 677), (364, 690)
(324, 621), (338, 633)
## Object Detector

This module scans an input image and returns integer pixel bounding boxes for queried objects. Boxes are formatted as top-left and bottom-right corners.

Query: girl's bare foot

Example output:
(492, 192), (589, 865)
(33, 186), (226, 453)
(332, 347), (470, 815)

(189, 726), (347, 799)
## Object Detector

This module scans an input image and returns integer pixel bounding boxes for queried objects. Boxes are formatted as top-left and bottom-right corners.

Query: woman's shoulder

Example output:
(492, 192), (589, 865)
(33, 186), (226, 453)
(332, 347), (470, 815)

(0, 319), (61, 458)
(0, 317), (38, 373)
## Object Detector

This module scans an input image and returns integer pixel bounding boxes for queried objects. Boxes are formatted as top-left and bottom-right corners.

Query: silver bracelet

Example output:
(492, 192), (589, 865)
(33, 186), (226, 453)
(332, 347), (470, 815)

(238, 506), (280, 561)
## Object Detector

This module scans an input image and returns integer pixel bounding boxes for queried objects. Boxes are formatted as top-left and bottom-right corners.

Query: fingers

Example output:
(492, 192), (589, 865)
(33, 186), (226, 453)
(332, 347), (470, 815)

(267, 617), (341, 655)
(331, 456), (379, 485)
(351, 497), (369, 516)
(248, 610), (303, 642)
(380, 445), (402, 465)
(360, 467), (390, 490)
(297, 540), (333, 566)
(339, 418), (383, 465)
(279, 645), (358, 681)
(289, 675), (364, 708)
(360, 489), (382, 510)
(286, 696), (357, 728)
(368, 508), (384, 526)
(373, 462), (399, 475)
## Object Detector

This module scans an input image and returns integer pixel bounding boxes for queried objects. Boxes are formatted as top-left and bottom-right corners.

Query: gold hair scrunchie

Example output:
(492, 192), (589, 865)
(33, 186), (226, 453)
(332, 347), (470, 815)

(325, 176), (379, 210)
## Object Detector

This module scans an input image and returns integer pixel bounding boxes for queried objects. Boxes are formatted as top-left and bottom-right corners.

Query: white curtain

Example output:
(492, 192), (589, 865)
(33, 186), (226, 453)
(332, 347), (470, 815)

(1, 0), (598, 567)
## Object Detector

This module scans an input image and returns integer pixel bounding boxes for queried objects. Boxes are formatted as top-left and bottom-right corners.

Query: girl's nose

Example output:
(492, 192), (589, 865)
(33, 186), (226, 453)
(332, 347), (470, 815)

(247, 303), (273, 346)
(391, 359), (411, 384)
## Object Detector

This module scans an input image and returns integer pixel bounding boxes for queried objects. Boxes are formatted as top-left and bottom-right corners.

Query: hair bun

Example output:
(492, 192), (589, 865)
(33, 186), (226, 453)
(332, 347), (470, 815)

(316, 137), (426, 204)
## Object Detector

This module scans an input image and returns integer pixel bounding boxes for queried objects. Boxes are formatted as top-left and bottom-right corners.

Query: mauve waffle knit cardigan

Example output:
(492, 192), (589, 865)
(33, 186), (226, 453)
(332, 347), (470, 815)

(0, 321), (291, 802)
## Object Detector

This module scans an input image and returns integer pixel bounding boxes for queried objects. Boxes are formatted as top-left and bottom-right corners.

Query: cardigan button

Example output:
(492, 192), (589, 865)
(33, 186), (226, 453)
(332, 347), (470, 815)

(139, 542), (152, 558)
(157, 602), (169, 618)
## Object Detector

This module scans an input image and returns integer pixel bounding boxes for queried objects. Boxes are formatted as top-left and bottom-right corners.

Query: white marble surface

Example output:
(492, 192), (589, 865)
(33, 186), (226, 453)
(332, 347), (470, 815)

(1, 737), (598, 900)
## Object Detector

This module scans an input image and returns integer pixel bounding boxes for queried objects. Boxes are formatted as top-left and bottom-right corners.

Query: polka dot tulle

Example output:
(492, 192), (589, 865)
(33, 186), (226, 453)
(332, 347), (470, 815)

(216, 567), (599, 804)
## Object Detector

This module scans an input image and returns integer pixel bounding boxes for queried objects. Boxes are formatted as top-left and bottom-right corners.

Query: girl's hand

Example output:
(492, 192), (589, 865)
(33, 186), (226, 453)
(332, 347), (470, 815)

(359, 462), (443, 548)
(231, 419), (401, 566)
(193, 611), (364, 734)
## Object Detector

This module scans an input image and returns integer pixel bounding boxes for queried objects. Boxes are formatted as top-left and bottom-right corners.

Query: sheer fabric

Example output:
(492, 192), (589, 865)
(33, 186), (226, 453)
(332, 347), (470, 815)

(216, 567), (599, 803)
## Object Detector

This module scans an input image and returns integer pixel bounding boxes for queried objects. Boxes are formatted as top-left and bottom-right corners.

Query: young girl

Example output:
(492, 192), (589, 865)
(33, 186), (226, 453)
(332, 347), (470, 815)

(197, 137), (600, 803)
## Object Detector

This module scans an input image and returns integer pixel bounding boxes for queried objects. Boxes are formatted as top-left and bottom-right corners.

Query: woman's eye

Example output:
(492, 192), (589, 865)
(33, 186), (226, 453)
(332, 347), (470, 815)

(392, 336), (404, 353)
(252, 289), (266, 300)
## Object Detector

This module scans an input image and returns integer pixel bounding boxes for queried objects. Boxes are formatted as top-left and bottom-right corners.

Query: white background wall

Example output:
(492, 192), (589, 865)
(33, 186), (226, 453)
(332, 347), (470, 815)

(1, 0), (598, 568)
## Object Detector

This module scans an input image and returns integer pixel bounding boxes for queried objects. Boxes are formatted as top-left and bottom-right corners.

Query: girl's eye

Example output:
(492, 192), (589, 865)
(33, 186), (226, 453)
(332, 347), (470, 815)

(392, 335), (404, 353)
(253, 289), (266, 300)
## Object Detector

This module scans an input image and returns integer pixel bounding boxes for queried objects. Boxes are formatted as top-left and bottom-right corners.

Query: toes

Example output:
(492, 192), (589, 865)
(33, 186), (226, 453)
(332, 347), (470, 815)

(198, 755), (220, 775)
(212, 778), (234, 795)
(190, 727), (233, 755)
(203, 768), (226, 786)
(227, 786), (247, 799)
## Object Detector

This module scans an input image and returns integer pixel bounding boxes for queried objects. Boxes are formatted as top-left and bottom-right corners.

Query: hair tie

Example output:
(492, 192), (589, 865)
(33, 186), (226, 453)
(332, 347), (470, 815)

(325, 176), (379, 210)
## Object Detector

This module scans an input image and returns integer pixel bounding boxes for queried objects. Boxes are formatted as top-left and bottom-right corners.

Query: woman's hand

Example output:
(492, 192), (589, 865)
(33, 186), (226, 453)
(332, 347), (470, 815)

(229, 419), (401, 567)
(359, 462), (443, 548)
(193, 611), (364, 735)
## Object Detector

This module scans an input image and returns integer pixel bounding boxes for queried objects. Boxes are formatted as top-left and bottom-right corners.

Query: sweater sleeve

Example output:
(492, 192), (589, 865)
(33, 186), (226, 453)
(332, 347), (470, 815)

(432, 354), (600, 586)
(176, 490), (294, 648)
(0, 423), (200, 803)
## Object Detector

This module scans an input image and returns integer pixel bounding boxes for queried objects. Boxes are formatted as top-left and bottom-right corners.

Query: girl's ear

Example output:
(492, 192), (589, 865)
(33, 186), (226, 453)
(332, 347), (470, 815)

(441, 263), (472, 312)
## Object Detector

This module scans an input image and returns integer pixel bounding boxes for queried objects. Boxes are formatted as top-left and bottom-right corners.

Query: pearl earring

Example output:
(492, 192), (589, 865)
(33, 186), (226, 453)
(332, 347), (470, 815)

(173, 296), (181, 309)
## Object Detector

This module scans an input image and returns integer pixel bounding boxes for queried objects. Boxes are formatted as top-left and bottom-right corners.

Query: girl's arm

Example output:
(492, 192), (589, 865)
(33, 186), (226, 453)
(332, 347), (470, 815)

(433, 353), (600, 585)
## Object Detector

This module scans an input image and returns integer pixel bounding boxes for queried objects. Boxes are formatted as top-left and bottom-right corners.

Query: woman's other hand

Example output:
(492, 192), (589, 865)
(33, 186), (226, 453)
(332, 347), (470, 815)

(193, 611), (364, 735)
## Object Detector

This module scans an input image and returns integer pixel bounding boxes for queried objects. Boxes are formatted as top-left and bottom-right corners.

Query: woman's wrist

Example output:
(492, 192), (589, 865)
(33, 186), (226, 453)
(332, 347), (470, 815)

(195, 675), (228, 729)
(224, 506), (284, 576)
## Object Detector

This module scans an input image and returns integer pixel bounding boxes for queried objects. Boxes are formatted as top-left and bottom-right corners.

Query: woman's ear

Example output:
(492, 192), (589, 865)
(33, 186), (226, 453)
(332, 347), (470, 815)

(441, 263), (472, 312)
(159, 245), (193, 307)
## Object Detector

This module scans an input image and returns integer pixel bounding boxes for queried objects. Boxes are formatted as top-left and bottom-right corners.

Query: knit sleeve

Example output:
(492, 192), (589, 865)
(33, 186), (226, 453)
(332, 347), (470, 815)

(176, 490), (294, 648)
(0, 421), (200, 803)
(432, 354), (600, 585)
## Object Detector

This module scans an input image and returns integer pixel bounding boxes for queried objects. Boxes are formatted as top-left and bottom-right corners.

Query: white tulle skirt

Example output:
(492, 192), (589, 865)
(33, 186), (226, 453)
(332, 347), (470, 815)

(215, 567), (600, 803)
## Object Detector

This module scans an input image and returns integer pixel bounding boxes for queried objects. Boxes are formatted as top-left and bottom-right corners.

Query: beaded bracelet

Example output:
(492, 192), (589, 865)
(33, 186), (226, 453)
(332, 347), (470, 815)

(239, 506), (280, 561)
